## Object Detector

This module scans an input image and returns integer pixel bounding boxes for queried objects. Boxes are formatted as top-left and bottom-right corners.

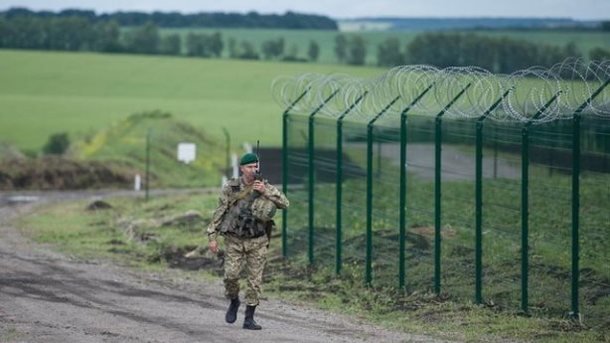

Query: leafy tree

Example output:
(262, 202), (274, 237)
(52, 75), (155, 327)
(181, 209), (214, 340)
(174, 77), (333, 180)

(562, 42), (581, 59)
(42, 133), (70, 155)
(159, 33), (181, 55)
(377, 37), (403, 67)
(601, 21), (610, 31)
(186, 32), (223, 57)
(286, 43), (299, 59)
(307, 40), (320, 62)
(346, 35), (366, 65)
(334, 34), (347, 63)
(186, 33), (207, 56)
(233, 40), (259, 60)
(228, 38), (237, 58)
(208, 32), (223, 57)
(125, 21), (159, 54)
(590, 47), (610, 60)
(93, 20), (122, 52)
(261, 37), (284, 60)
(46, 16), (94, 51)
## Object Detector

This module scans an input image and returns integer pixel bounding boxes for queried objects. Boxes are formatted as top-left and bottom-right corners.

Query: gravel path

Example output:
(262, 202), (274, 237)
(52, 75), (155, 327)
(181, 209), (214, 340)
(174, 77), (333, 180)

(0, 191), (449, 343)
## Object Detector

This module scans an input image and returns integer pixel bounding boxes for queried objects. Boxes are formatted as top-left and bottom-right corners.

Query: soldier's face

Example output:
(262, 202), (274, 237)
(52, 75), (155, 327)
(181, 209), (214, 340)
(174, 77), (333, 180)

(240, 162), (258, 180)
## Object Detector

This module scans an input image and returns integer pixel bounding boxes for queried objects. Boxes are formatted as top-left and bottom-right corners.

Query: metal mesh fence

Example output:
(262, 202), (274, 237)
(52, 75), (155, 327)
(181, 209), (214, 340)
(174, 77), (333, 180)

(276, 58), (610, 325)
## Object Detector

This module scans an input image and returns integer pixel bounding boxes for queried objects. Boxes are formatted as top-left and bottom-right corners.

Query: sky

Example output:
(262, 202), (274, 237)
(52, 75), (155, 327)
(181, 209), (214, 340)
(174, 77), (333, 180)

(1, 0), (609, 20)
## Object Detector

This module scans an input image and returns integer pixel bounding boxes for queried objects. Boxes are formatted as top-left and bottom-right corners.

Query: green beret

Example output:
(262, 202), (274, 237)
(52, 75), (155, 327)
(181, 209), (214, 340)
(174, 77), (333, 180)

(240, 152), (259, 165)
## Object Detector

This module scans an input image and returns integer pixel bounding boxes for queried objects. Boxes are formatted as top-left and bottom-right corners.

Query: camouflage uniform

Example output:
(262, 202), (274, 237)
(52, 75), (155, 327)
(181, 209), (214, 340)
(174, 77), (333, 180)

(207, 177), (289, 306)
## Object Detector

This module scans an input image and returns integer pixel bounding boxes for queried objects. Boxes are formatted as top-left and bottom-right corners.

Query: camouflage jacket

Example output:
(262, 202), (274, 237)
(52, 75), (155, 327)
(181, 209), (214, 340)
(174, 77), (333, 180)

(207, 177), (289, 242)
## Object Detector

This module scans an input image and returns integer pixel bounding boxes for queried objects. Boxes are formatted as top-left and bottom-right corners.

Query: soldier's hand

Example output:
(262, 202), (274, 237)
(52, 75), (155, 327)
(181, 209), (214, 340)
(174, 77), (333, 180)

(253, 180), (266, 193)
(208, 240), (219, 254)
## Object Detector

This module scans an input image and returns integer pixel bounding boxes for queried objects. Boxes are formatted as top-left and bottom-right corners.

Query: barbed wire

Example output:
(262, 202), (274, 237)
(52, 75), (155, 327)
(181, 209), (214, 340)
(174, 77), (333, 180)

(272, 59), (610, 123)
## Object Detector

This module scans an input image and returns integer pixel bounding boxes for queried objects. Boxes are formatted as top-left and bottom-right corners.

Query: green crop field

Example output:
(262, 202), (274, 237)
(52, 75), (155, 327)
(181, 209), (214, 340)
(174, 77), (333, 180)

(0, 49), (383, 152)
(159, 27), (610, 65)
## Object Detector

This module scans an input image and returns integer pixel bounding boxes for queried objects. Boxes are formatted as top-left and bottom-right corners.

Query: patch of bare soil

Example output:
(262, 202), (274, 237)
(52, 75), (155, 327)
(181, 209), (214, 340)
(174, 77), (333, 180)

(0, 156), (137, 190)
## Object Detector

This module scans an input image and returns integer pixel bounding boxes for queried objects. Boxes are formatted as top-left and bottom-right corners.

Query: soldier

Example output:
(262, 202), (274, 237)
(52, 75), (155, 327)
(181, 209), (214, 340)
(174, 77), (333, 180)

(207, 152), (289, 330)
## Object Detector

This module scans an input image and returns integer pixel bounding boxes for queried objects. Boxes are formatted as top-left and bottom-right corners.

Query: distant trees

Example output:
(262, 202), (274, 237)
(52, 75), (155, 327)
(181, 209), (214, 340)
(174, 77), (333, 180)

(125, 22), (159, 54)
(405, 32), (583, 73)
(334, 34), (367, 65)
(334, 34), (347, 63)
(261, 38), (284, 60)
(307, 40), (320, 62)
(377, 37), (403, 67)
(159, 33), (181, 55)
(335, 34), (367, 65)
(2, 9), (605, 70)
(346, 35), (367, 65)
(590, 47), (610, 60)
(0, 8), (338, 30)
(93, 20), (122, 52)
(186, 32), (223, 57)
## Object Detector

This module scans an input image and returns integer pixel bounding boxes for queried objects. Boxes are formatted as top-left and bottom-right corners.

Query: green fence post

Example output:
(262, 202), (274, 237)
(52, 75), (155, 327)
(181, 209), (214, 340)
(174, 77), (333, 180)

(398, 84), (435, 289)
(282, 88), (310, 258)
(366, 95), (400, 286)
(520, 123), (529, 314)
(568, 79), (609, 319)
(434, 83), (471, 295)
(336, 91), (368, 275)
(475, 88), (513, 304)
(521, 90), (562, 314)
(308, 89), (340, 265)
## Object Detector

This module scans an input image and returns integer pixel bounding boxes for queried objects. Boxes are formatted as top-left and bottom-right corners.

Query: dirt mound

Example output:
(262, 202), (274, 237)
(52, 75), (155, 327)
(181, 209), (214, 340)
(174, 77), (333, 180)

(0, 156), (138, 190)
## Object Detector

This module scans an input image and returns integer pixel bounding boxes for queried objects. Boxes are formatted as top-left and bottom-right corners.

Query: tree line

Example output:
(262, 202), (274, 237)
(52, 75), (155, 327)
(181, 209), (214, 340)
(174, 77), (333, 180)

(334, 32), (608, 73)
(1, 14), (608, 71)
(1, 7), (337, 30)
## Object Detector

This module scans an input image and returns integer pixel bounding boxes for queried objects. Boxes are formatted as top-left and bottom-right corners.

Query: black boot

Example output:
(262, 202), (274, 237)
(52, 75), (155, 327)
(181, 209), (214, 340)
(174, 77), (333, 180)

(243, 305), (262, 330)
(225, 297), (240, 324)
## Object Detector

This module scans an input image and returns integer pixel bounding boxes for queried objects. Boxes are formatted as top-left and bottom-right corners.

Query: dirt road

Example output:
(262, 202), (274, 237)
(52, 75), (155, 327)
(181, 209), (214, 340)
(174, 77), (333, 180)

(0, 192), (446, 343)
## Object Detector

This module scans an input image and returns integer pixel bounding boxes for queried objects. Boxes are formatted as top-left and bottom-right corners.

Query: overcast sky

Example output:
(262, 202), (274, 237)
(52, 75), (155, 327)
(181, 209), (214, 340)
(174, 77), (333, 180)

(2, 0), (609, 20)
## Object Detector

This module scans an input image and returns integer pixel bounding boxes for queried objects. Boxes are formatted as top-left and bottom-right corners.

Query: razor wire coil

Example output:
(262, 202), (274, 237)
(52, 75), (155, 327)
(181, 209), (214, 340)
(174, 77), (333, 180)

(273, 59), (610, 123)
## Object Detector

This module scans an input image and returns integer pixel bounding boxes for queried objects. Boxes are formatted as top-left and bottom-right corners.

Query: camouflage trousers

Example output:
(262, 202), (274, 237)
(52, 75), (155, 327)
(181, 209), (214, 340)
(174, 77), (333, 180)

(223, 234), (268, 306)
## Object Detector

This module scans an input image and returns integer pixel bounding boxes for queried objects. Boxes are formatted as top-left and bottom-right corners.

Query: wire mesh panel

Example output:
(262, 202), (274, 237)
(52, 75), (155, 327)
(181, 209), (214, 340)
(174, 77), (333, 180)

(340, 120), (369, 281)
(311, 116), (338, 270)
(480, 120), (523, 310)
(369, 120), (402, 288)
(284, 114), (309, 260)
(438, 118), (478, 301)
(579, 116), (610, 329)
(404, 114), (437, 292)
(527, 120), (574, 317)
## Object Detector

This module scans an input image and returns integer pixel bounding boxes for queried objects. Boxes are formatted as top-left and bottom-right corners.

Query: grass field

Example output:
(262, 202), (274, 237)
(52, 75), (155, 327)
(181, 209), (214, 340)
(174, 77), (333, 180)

(0, 49), (383, 152)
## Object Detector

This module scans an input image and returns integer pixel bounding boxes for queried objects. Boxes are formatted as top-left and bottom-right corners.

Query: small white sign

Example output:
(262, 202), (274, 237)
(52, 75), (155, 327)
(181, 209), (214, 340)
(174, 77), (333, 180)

(177, 143), (196, 164)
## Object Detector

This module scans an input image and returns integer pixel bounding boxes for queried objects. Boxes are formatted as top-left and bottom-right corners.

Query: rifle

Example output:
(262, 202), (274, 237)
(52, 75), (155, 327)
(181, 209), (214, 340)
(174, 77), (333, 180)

(254, 140), (263, 182)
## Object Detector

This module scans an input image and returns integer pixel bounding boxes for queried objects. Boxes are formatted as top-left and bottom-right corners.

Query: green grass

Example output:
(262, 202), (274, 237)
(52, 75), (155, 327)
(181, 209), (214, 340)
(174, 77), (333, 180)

(72, 111), (228, 187)
(0, 49), (383, 152)
(16, 182), (608, 342)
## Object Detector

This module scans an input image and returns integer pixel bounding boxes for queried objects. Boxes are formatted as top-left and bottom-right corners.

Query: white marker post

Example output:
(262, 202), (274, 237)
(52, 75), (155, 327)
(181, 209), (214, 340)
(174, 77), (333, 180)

(134, 174), (141, 191)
